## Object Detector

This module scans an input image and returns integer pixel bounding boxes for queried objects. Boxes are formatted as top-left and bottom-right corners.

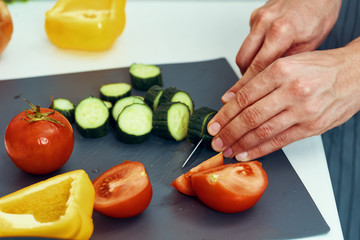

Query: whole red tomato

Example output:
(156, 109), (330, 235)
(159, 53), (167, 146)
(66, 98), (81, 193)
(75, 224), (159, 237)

(0, 0), (13, 55)
(4, 100), (74, 174)
(93, 161), (153, 218)
(191, 161), (268, 213)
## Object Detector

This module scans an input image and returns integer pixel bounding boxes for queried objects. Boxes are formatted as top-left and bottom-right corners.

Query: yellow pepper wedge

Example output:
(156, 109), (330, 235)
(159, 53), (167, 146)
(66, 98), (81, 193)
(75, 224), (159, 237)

(45, 0), (126, 51)
(0, 170), (95, 240)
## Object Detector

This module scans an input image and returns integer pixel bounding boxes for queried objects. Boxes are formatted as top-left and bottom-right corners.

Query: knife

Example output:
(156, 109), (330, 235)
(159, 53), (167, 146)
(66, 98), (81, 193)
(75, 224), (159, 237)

(182, 137), (204, 168)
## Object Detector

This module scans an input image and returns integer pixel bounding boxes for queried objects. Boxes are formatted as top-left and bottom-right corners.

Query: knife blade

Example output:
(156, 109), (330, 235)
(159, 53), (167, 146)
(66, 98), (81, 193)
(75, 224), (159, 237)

(182, 137), (204, 168)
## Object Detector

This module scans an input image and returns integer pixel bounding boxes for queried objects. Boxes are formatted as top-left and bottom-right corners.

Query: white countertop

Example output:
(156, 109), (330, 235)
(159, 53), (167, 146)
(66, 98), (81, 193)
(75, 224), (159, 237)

(1, 1), (343, 239)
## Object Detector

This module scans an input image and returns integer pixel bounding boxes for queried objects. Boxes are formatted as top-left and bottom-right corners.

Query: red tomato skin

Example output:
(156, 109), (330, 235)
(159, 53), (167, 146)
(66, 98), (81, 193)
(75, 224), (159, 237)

(0, 1), (13, 55)
(171, 152), (224, 196)
(4, 108), (74, 174)
(191, 161), (268, 213)
(93, 161), (153, 218)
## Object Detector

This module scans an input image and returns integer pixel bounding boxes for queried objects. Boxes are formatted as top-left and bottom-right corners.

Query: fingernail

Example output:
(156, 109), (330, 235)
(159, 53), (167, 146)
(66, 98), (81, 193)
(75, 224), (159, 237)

(208, 122), (221, 136)
(221, 91), (235, 102)
(235, 152), (249, 162)
(223, 148), (233, 158)
(211, 137), (224, 151)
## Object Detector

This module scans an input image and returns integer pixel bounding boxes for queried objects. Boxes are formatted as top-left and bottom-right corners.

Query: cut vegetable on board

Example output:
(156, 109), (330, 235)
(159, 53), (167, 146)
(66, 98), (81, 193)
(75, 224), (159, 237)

(116, 103), (153, 144)
(75, 96), (110, 138)
(93, 161), (153, 218)
(100, 82), (132, 104)
(129, 63), (163, 91)
(152, 102), (190, 141)
(50, 97), (76, 123)
(0, 170), (95, 239)
(111, 96), (144, 124)
(144, 85), (164, 111)
(158, 87), (194, 114)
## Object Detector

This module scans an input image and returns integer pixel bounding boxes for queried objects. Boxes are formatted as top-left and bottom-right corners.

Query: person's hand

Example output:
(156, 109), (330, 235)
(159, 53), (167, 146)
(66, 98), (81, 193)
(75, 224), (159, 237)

(222, 0), (342, 103)
(207, 38), (360, 161)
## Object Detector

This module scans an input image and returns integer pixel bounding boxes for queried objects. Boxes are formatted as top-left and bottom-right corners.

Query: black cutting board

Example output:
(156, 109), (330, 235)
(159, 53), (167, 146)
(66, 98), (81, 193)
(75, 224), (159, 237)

(0, 58), (329, 240)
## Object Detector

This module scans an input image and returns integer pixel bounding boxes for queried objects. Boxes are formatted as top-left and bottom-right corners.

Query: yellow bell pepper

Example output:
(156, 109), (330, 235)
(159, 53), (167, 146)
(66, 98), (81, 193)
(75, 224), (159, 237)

(0, 170), (95, 240)
(45, 0), (126, 51)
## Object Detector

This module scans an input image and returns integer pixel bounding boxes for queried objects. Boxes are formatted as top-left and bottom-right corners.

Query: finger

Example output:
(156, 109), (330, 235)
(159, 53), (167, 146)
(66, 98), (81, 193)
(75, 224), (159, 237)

(236, 23), (267, 76)
(209, 67), (280, 138)
(222, 110), (296, 158)
(211, 87), (286, 153)
(234, 125), (306, 162)
(243, 19), (295, 80)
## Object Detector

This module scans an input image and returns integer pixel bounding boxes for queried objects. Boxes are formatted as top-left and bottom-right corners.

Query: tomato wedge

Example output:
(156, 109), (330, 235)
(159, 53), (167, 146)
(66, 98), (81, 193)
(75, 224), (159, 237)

(191, 161), (268, 213)
(93, 161), (152, 218)
(171, 152), (224, 196)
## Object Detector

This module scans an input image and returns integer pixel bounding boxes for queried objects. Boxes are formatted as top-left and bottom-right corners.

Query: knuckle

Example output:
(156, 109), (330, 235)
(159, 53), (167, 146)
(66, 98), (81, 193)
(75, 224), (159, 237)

(271, 59), (292, 77)
(242, 107), (261, 128)
(249, 58), (268, 74)
(221, 126), (238, 144)
(271, 134), (287, 149)
(288, 78), (311, 98)
(269, 19), (292, 37)
(256, 123), (273, 140)
(235, 88), (251, 109)
(257, 8), (275, 24)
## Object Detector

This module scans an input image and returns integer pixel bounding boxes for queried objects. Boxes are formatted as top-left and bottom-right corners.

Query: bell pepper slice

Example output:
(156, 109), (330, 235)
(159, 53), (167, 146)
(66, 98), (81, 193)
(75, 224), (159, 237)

(0, 170), (95, 240)
(45, 0), (126, 51)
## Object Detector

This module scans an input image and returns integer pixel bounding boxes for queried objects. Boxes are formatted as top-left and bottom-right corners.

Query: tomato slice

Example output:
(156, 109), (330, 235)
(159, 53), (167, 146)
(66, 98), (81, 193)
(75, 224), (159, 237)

(191, 161), (268, 213)
(93, 161), (153, 218)
(171, 152), (224, 196)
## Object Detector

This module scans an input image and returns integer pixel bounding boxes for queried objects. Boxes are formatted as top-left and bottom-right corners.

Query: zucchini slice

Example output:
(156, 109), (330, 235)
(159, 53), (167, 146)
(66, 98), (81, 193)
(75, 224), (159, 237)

(49, 98), (75, 123)
(144, 85), (164, 111)
(187, 107), (217, 148)
(75, 96), (110, 138)
(112, 96), (145, 123)
(158, 87), (194, 114)
(129, 63), (163, 91)
(116, 103), (153, 144)
(153, 102), (190, 141)
(100, 82), (131, 104)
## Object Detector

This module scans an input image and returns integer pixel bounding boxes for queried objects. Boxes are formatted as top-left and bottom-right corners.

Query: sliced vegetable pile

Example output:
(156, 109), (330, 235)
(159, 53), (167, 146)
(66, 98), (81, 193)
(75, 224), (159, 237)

(1, 62), (269, 239)
(49, 63), (210, 146)
(172, 152), (269, 213)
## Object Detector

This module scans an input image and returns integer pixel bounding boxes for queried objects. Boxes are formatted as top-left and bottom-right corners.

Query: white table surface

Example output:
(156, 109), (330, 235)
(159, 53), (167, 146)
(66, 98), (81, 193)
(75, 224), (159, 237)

(1, 1), (343, 239)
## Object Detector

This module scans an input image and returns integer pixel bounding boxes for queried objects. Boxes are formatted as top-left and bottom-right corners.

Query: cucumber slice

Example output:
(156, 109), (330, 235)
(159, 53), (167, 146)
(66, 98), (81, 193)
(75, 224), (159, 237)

(153, 102), (190, 141)
(112, 96), (145, 123)
(100, 82), (131, 104)
(129, 63), (163, 91)
(144, 85), (164, 111)
(75, 96), (110, 138)
(158, 87), (194, 114)
(49, 98), (75, 123)
(187, 107), (217, 148)
(116, 103), (153, 144)
(103, 100), (113, 111)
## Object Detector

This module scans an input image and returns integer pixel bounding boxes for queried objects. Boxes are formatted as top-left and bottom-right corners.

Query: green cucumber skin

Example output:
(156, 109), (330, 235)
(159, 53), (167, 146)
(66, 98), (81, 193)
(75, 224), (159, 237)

(100, 90), (131, 105)
(115, 103), (153, 144)
(49, 98), (75, 123)
(144, 85), (164, 110)
(187, 107), (217, 148)
(130, 74), (163, 91)
(76, 118), (110, 138)
(152, 102), (190, 141)
(75, 96), (110, 138)
(115, 129), (151, 144)
(158, 87), (194, 114)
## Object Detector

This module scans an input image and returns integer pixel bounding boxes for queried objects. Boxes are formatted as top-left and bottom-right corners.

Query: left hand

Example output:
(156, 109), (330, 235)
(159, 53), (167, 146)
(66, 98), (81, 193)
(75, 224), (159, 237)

(207, 41), (360, 161)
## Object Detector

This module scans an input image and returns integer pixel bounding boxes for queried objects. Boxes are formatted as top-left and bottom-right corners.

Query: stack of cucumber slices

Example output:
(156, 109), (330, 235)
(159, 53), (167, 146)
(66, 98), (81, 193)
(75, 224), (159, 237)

(50, 63), (217, 147)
